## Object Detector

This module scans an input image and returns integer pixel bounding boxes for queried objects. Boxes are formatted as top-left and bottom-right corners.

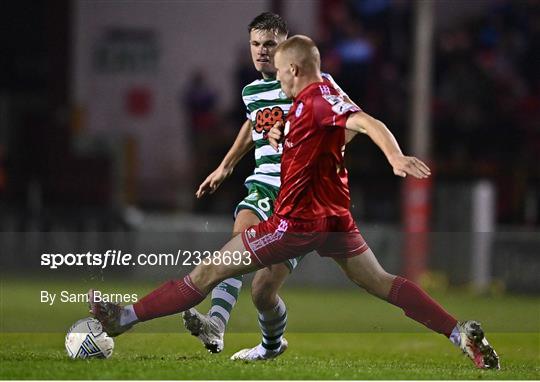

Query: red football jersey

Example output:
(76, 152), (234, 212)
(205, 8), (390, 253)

(274, 81), (361, 220)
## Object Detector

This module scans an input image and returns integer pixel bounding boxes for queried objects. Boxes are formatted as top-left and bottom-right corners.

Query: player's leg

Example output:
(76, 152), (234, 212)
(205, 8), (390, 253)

(251, 262), (290, 309)
(334, 250), (499, 369)
(184, 183), (280, 353)
(89, 233), (261, 337)
(212, 209), (261, 325)
(230, 261), (292, 360)
(183, 209), (260, 353)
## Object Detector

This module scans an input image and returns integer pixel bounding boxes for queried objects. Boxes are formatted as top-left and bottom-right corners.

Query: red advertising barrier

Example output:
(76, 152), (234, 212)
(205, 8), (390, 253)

(402, 176), (432, 282)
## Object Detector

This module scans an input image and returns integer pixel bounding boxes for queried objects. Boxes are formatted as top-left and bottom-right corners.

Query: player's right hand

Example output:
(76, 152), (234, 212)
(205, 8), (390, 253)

(195, 166), (232, 198)
(268, 121), (284, 151)
(389, 154), (431, 179)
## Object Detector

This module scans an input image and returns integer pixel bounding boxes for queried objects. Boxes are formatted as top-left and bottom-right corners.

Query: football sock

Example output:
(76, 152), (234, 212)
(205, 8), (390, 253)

(387, 276), (457, 337)
(133, 275), (205, 322)
(258, 296), (287, 352)
(209, 276), (243, 329)
(120, 304), (139, 327)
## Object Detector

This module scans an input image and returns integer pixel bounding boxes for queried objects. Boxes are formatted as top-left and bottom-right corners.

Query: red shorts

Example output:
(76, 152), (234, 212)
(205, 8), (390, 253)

(241, 212), (369, 267)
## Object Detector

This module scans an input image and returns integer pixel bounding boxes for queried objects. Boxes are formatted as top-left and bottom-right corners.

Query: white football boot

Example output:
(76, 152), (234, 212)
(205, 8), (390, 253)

(457, 320), (500, 369)
(230, 338), (288, 361)
(182, 308), (225, 353)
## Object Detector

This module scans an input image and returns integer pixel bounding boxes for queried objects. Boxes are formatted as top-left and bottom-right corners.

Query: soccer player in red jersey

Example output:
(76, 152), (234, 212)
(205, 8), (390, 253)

(90, 35), (500, 369)
(184, 12), (360, 359)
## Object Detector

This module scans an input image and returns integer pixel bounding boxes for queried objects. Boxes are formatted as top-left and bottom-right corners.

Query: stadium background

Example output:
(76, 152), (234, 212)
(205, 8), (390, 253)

(2, 0), (539, 288)
(0, 0), (539, 379)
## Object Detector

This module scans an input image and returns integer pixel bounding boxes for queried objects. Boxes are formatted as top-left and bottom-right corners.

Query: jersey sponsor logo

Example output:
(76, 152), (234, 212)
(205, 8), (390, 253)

(322, 95), (357, 115)
(295, 102), (304, 117)
(255, 106), (285, 138)
(322, 94), (341, 106)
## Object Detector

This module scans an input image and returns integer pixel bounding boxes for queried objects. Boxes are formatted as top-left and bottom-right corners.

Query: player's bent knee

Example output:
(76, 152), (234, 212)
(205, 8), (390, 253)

(346, 269), (395, 299)
(233, 209), (260, 236)
(190, 263), (232, 293)
(364, 272), (395, 298)
(209, 264), (237, 284)
(189, 265), (215, 293)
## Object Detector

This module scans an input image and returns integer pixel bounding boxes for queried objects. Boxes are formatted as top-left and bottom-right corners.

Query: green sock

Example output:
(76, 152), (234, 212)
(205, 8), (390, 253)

(258, 296), (287, 351)
(209, 276), (243, 328)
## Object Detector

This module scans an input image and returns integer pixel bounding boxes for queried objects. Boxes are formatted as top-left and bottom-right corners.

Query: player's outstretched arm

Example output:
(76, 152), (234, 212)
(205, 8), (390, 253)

(345, 112), (431, 179)
(196, 119), (255, 198)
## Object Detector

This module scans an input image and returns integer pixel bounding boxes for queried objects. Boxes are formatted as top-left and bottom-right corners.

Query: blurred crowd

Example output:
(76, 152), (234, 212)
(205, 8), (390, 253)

(302, 0), (539, 224)
(203, 0), (538, 224)
(2, 1), (539, 228)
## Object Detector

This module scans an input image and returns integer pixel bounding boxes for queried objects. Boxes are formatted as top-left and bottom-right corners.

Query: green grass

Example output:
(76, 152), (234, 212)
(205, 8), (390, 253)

(1, 333), (538, 379)
(1, 279), (539, 379)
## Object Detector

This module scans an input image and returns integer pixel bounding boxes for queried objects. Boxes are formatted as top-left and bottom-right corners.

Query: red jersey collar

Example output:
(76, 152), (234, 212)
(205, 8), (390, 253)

(294, 81), (327, 100)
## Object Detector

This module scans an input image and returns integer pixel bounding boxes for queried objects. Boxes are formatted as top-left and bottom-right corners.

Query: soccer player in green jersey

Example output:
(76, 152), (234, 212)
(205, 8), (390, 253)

(183, 12), (356, 360)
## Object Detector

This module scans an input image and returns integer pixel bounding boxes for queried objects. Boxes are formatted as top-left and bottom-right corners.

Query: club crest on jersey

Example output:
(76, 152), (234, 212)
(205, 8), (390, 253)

(295, 102), (303, 117)
(278, 90), (287, 99)
(245, 192), (258, 201)
(322, 95), (357, 115)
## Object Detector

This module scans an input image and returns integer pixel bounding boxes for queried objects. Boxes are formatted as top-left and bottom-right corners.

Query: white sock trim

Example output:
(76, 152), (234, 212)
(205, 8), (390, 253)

(120, 304), (139, 327)
(449, 325), (461, 347)
(259, 296), (286, 318)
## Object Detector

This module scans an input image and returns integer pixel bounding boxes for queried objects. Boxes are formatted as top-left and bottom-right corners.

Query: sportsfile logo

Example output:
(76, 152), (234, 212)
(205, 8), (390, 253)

(41, 250), (131, 269)
(40, 249), (251, 269)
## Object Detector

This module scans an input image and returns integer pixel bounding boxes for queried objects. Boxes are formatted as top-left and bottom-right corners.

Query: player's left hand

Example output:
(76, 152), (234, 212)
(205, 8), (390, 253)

(268, 121), (284, 151)
(389, 154), (431, 179)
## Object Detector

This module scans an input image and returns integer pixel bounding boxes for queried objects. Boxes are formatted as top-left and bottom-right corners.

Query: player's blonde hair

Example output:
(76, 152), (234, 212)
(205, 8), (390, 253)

(275, 35), (321, 73)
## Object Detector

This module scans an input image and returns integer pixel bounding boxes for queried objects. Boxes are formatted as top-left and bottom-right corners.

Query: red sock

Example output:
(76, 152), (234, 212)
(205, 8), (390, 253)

(133, 275), (205, 322)
(387, 276), (457, 337)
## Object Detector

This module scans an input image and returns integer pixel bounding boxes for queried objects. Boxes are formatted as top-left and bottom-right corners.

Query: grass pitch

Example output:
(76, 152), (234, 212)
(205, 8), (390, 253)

(0, 279), (539, 379)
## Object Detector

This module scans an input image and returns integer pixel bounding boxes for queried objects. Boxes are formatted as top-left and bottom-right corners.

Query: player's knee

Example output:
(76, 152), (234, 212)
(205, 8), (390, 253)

(365, 272), (395, 298)
(233, 210), (259, 236)
(190, 263), (229, 292)
(348, 270), (394, 299)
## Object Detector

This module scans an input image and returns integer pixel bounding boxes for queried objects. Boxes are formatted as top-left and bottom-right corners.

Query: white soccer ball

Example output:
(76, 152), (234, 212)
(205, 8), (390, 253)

(65, 317), (114, 359)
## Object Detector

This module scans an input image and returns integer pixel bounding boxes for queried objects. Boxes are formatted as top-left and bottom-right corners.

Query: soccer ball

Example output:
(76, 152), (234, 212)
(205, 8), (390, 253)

(65, 317), (114, 359)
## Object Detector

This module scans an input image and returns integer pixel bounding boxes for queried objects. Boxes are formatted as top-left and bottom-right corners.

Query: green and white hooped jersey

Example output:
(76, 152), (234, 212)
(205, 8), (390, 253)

(242, 73), (346, 190)
(242, 78), (289, 189)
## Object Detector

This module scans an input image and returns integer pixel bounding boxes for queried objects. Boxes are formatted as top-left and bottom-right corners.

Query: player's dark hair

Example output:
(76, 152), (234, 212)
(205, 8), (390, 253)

(248, 12), (288, 36)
